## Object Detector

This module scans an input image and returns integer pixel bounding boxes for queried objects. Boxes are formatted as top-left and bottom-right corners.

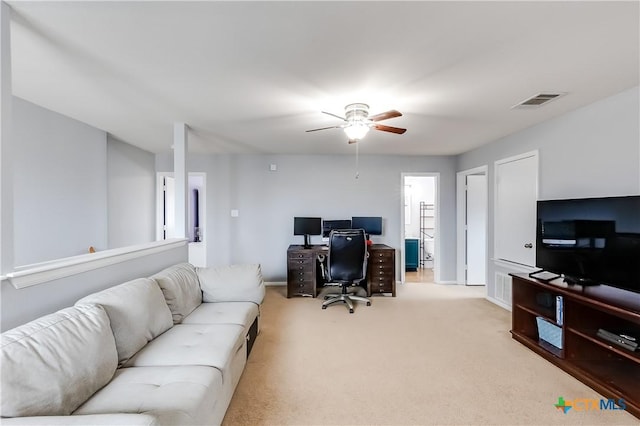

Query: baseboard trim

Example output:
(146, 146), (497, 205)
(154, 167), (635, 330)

(266, 281), (286, 286)
(486, 296), (512, 311)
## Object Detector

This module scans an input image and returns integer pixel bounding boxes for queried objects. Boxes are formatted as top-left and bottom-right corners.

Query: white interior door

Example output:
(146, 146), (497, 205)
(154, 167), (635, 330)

(495, 153), (538, 266)
(466, 174), (487, 285)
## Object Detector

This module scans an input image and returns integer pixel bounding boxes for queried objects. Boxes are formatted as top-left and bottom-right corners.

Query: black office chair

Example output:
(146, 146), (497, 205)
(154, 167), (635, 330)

(321, 229), (371, 313)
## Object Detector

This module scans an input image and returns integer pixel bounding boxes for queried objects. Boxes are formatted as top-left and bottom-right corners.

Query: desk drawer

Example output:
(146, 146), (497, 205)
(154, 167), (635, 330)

(370, 278), (394, 293)
(288, 251), (315, 260)
(370, 251), (393, 261)
(288, 269), (314, 282)
(287, 259), (314, 271)
(369, 264), (395, 276)
(288, 281), (314, 296)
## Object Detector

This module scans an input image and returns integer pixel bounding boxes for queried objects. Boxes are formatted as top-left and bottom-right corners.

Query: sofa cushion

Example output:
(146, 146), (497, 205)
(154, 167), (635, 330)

(74, 366), (222, 426)
(76, 278), (173, 365)
(151, 263), (202, 324)
(197, 264), (265, 304)
(1, 414), (160, 425)
(182, 301), (258, 331)
(1, 304), (117, 417)
(123, 324), (245, 374)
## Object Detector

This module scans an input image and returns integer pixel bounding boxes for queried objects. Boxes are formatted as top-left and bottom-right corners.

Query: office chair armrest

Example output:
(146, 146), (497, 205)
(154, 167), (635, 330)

(317, 253), (327, 281)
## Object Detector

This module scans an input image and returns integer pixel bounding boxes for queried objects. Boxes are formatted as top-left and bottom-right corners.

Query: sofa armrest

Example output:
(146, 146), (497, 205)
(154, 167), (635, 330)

(1, 414), (159, 425)
(197, 264), (265, 305)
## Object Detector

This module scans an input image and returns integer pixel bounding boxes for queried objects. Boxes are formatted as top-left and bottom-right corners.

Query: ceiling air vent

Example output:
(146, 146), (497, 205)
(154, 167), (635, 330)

(513, 92), (565, 109)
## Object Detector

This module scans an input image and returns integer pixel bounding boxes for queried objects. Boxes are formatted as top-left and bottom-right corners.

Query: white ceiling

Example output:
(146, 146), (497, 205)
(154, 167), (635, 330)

(7, 1), (640, 156)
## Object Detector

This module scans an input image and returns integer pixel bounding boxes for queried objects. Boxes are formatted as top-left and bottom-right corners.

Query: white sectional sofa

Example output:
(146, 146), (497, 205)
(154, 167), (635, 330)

(1, 262), (265, 426)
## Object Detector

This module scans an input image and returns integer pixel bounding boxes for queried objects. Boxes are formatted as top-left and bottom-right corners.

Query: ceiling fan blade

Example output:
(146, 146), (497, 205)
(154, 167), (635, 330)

(321, 111), (347, 121)
(373, 124), (407, 134)
(369, 110), (402, 122)
(305, 125), (342, 132)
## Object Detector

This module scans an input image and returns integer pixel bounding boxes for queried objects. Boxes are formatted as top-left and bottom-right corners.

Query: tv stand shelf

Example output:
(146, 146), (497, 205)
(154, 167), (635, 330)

(510, 274), (640, 419)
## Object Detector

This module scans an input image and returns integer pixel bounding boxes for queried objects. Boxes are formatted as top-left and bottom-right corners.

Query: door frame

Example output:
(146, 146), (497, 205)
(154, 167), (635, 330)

(156, 172), (207, 242)
(456, 165), (488, 287)
(400, 172), (440, 284)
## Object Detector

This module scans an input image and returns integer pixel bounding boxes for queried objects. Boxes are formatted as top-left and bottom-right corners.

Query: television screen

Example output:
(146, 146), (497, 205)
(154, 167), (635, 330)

(536, 195), (640, 293)
(293, 217), (322, 236)
(322, 219), (352, 238)
(351, 216), (383, 235)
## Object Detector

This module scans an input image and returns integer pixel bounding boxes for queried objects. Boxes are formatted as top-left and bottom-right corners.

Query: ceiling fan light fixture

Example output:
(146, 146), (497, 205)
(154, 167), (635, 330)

(306, 102), (405, 141)
(343, 122), (370, 140)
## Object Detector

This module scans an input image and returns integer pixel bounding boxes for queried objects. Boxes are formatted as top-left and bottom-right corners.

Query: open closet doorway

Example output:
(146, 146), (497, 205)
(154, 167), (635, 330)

(401, 173), (439, 284)
(456, 166), (488, 287)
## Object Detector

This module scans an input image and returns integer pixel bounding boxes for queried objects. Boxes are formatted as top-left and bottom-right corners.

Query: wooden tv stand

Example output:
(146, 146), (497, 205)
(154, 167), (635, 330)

(510, 274), (640, 419)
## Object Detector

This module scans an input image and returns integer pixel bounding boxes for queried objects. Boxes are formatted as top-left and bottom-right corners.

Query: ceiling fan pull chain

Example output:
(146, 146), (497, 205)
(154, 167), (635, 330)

(355, 142), (359, 179)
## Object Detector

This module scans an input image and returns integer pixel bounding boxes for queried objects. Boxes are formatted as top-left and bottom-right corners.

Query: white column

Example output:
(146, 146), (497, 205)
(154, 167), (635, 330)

(0, 1), (14, 274)
(173, 122), (188, 239)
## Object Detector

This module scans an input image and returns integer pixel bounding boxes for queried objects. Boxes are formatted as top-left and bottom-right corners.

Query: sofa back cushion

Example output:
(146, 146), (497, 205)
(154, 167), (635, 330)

(76, 278), (173, 365)
(197, 264), (265, 305)
(1, 304), (117, 417)
(151, 262), (202, 324)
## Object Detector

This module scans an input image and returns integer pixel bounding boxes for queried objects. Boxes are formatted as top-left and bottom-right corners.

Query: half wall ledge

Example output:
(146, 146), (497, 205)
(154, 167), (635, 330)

(4, 239), (188, 289)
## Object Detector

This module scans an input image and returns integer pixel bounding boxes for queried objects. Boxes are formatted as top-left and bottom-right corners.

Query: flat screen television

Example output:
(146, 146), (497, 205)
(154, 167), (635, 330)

(536, 195), (640, 293)
(293, 217), (321, 248)
(322, 219), (352, 238)
(351, 216), (383, 236)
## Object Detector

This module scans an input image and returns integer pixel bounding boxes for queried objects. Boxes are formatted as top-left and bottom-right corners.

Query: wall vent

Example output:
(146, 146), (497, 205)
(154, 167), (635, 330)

(513, 93), (565, 109)
(495, 272), (513, 306)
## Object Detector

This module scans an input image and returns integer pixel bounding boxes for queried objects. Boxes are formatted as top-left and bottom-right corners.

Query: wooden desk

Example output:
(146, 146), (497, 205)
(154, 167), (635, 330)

(286, 244), (396, 298)
(367, 244), (396, 297)
(286, 245), (327, 298)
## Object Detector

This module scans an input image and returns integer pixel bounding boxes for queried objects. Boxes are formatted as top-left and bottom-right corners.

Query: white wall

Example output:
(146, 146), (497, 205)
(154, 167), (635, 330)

(12, 97), (108, 266)
(156, 153), (458, 282)
(107, 136), (156, 249)
(457, 86), (640, 304)
(10, 98), (157, 266)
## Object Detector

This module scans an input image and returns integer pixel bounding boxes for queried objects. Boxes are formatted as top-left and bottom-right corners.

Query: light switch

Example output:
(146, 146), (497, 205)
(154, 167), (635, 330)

(269, 164), (277, 171)
(231, 209), (239, 217)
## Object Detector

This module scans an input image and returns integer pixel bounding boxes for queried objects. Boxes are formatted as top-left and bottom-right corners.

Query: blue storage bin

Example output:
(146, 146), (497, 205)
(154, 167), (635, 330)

(405, 239), (419, 271)
(536, 316), (563, 349)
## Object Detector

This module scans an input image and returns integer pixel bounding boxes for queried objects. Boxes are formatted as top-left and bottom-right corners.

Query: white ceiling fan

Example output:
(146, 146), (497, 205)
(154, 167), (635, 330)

(306, 103), (407, 143)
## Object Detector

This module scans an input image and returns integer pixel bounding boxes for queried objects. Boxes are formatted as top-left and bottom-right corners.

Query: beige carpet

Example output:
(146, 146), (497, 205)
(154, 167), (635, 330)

(223, 283), (637, 425)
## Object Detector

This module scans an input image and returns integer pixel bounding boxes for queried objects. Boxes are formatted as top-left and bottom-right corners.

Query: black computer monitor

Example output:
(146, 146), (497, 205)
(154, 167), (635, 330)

(351, 216), (383, 236)
(294, 217), (322, 248)
(322, 219), (352, 238)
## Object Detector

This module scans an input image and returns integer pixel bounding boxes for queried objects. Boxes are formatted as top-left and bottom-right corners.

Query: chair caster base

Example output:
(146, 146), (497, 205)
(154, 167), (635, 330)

(349, 309), (354, 314)
(322, 305), (327, 309)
